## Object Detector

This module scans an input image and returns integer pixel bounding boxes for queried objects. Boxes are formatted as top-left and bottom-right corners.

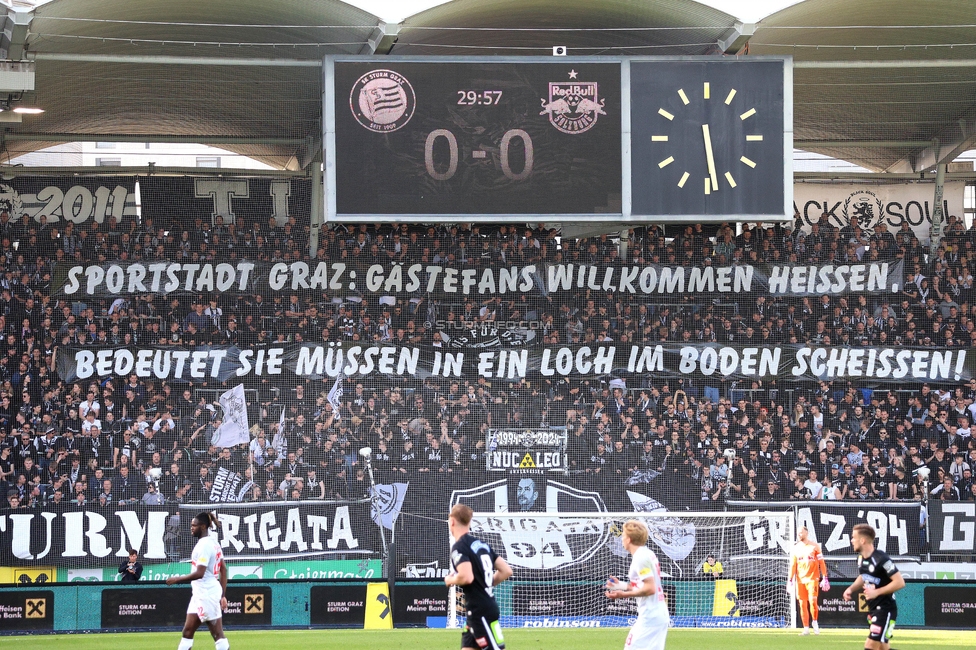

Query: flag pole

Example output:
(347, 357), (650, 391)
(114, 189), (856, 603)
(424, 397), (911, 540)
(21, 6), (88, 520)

(248, 438), (256, 502)
(359, 446), (388, 555)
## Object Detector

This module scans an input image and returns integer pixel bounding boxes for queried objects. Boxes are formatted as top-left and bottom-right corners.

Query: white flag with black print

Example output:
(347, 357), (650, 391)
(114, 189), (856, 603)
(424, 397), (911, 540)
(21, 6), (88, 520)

(371, 482), (409, 530)
(271, 406), (287, 458)
(327, 373), (343, 421)
(212, 384), (250, 448)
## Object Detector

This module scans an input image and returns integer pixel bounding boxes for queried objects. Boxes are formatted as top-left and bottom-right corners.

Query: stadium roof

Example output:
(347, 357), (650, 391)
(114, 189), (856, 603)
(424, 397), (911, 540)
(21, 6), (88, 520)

(0, 0), (973, 173)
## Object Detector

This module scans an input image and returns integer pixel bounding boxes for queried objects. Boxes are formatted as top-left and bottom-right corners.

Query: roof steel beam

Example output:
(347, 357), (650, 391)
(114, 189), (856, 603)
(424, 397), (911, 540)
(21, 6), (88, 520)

(795, 140), (933, 148)
(0, 164), (308, 177)
(3, 133), (306, 145)
(1, 9), (30, 62)
(717, 22), (755, 55)
(885, 115), (976, 173)
(795, 59), (976, 69)
(32, 53), (321, 67)
(361, 21), (399, 55)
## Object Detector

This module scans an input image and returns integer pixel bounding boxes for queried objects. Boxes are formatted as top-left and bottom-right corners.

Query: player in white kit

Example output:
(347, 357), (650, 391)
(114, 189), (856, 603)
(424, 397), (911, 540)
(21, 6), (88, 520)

(166, 512), (229, 650)
(605, 520), (669, 650)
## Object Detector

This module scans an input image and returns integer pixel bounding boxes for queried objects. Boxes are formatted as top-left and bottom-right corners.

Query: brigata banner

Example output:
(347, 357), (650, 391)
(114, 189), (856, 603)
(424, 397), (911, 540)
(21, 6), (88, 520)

(0, 176), (137, 224)
(178, 500), (377, 562)
(57, 341), (974, 384)
(50, 258), (904, 299)
(728, 501), (923, 558)
(140, 176), (311, 226)
(926, 502), (975, 555)
(793, 181), (966, 245)
(0, 500), (379, 567)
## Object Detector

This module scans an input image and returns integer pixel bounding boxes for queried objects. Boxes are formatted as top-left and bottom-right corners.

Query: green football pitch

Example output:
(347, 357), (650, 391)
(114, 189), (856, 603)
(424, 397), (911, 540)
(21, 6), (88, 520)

(1, 628), (969, 650)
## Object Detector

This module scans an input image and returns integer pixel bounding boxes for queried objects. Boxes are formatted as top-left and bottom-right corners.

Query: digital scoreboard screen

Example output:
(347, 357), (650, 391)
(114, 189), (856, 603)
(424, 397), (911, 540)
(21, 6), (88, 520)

(333, 61), (622, 216)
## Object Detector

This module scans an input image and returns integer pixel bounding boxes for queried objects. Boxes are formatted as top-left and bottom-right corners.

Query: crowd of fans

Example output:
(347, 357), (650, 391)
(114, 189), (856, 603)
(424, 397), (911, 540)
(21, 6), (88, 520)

(0, 209), (975, 516)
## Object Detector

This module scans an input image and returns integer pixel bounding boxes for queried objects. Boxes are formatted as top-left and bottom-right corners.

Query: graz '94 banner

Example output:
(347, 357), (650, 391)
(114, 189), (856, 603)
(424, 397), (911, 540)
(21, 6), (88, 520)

(728, 501), (923, 558)
(50, 259), (903, 299)
(57, 342), (972, 384)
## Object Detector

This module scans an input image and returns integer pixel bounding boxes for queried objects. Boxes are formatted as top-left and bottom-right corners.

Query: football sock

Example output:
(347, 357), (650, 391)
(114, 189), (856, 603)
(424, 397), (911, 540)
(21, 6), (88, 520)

(800, 603), (810, 628)
(178, 639), (193, 650)
(215, 638), (230, 650)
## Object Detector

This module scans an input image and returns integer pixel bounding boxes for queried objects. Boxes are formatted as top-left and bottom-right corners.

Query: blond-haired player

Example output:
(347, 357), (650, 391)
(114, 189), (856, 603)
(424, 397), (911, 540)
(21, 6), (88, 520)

(446, 504), (513, 650)
(605, 520), (669, 650)
(788, 525), (829, 635)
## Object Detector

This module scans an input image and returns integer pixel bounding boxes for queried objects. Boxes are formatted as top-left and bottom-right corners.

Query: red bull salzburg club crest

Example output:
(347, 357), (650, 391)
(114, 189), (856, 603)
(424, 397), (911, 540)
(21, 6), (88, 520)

(540, 70), (606, 135)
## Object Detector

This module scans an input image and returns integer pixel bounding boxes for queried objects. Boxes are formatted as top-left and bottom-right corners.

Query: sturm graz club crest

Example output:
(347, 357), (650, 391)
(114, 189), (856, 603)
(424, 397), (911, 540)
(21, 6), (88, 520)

(451, 479), (608, 570)
(843, 190), (886, 235)
(539, 70), (606, 135)
(350, 69), (416, 133)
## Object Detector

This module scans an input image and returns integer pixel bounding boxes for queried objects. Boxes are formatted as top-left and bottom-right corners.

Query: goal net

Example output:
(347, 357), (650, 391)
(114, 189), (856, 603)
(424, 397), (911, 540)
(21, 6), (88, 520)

(448, 511), (795, 629)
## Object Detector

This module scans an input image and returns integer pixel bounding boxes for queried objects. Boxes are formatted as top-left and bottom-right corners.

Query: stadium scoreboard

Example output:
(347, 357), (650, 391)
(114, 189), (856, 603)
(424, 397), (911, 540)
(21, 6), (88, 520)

(324, 56), (791, 222)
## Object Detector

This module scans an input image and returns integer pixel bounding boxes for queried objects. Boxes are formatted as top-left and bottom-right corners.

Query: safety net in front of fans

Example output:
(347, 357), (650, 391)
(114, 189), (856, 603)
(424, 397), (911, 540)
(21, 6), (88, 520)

(0, 195), (973, 588)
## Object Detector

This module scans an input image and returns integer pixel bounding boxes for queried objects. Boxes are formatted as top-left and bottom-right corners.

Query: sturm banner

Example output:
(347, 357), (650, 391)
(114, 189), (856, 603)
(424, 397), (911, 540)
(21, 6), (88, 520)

(793, 181), (967, 244)
(140, 177), (311, 226)
(0, 176), (137, 224)
(57, 341), (975, 384)
(208, 467), (252, 503)
(50, 259), (904, 299)
(728, 501), (923, 558)
(0, 501), (379, 567)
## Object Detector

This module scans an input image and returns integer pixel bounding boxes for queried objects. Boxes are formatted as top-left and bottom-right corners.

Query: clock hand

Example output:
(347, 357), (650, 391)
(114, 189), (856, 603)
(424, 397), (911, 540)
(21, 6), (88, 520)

(702, 124), (719, 192)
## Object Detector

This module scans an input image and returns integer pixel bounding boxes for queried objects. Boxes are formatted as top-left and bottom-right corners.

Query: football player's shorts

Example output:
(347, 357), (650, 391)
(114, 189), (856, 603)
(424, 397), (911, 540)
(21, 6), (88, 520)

(462, 614), (505, 650)
(625, 607), (669, 650)
(796, 580), (819, 602)
(866, 606), (896, 643)
(188, 593), (222, 622)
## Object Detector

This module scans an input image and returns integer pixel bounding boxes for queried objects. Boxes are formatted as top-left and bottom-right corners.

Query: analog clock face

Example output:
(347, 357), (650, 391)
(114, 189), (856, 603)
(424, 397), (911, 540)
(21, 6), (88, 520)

(630, 60), (786, 218)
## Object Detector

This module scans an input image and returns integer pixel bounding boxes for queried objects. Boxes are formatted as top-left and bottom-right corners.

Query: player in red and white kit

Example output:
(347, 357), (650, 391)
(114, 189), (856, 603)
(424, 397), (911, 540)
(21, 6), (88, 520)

(166, 512), (229, 650)
(605, 520), (669, 650)
(789, 526), (829, 635)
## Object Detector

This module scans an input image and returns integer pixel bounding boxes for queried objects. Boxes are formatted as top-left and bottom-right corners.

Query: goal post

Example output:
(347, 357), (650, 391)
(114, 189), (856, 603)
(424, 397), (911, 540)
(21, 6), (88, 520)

(448, 510), (795, 630)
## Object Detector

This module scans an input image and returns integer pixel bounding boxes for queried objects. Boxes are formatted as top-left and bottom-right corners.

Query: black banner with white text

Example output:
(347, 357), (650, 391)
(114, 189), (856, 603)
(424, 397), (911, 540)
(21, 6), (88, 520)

(139, 177), (311, 227)
(50, 259), (904, 299)
(927, 502), (976, 555)
(728, 501), (923, 558)
(0, 176), (137, 225)
(57, 341), (973, 384)
(0, 501), (378, 567)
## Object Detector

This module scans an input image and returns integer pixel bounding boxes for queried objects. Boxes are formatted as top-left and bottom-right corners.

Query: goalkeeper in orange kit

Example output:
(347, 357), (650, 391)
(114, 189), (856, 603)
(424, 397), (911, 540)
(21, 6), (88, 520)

(788, 526), (829, 635)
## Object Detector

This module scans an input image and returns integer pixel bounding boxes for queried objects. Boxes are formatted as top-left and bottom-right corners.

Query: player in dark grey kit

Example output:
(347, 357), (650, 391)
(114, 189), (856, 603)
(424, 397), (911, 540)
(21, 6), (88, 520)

(843, 523), (905, 650)
(445, 504), (513, 650)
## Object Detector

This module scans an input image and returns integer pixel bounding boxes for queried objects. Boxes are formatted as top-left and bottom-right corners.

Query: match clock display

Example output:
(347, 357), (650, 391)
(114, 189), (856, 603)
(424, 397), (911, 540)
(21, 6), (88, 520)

(332, 61), (622, 216)
(630, 59), (787, 218)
